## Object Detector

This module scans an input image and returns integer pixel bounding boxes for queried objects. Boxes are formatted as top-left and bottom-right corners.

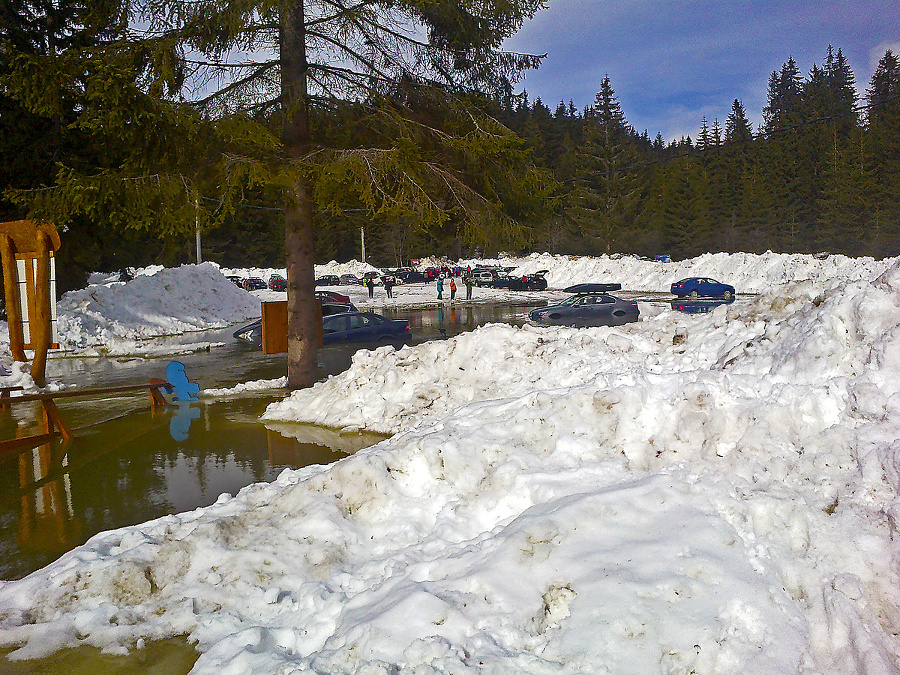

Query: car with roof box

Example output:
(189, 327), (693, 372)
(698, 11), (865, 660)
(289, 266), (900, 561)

(529, 283), (639, 327)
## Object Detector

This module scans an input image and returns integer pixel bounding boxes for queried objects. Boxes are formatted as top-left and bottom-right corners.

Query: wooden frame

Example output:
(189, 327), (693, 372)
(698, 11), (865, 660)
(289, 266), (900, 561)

(0, 220), (61, 387)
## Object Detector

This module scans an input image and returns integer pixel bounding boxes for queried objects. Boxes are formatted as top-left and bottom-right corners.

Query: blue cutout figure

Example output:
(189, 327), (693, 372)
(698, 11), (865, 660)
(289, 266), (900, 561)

(166, 361), (200, 402)
(169, 405), (201, 442)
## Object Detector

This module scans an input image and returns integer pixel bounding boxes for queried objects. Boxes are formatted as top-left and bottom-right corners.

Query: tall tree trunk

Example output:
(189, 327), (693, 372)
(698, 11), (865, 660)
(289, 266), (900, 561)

(281, 0), (318, 388)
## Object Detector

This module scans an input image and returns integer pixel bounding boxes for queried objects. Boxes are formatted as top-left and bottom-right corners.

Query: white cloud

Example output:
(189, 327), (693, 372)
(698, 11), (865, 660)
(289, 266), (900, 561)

(869, 42), (900, 69)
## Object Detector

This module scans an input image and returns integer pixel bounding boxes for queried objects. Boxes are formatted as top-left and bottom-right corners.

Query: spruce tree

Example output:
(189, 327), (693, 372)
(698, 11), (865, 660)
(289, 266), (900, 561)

(866, 50), (900, 255)
(6, 0), (546, 388)
(575, 75), (643, 253)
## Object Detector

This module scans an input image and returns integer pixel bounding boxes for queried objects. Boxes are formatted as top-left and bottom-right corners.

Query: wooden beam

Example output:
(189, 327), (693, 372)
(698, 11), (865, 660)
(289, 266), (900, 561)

(0, 235), (25, 362)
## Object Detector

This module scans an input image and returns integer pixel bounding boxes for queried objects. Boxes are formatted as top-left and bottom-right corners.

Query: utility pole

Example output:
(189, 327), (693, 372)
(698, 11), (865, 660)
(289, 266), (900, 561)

(195, 199), (202, 264)
(360, 226), (366, 262)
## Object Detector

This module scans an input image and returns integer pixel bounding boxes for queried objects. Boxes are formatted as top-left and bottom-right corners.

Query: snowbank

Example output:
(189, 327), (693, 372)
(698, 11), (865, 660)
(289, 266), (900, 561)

(227, 251), (897, 294)
(54, 263), (261, 355)
(0, 257), (898, 673)
(219, 260), (381, 283)
(459, 251), (898, 293)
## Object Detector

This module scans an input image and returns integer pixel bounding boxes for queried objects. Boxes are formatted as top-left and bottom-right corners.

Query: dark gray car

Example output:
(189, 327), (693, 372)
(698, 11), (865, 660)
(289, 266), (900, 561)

(529, 283), (639, 327)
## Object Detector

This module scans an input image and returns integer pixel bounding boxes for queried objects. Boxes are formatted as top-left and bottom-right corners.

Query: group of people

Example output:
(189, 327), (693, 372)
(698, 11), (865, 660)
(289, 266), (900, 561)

(366, 275), (394, 298)
(436, 275), (473, 301)
(364, 271), (474, 302)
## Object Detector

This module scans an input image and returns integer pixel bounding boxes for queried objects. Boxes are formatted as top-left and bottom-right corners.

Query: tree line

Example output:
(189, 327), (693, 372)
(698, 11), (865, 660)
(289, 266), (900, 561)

(3, 8), (898, 276)
(495, 46), (900, 260)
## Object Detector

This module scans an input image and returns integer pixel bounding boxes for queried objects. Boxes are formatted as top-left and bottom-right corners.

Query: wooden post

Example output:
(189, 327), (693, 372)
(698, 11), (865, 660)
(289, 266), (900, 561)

(0, 234), (26, 362)
(31, 232), (52, 386)
(0, 221), (61, 386)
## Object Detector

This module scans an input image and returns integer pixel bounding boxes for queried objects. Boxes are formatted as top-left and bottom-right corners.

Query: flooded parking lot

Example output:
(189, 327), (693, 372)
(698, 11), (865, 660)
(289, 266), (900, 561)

(1, 295), (743, 582)
(1, 302), (547, 582)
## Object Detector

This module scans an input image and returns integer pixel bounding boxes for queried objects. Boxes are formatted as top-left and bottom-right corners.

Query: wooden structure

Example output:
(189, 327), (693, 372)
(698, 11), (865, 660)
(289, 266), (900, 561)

(0, 381), (170, 453)
(0, 220), (61, 387)
(260, 300), (323, 354)
(261, 301), (289, 354)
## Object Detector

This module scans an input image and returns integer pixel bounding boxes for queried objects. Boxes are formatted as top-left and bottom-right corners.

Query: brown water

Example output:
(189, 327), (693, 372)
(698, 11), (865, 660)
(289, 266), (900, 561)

(0, 395), (386, 581)
(0, 638), (198, 674)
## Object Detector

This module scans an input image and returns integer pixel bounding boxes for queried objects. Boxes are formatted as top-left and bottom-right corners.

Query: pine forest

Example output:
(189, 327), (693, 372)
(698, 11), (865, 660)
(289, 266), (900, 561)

(2, 11), (899, 281)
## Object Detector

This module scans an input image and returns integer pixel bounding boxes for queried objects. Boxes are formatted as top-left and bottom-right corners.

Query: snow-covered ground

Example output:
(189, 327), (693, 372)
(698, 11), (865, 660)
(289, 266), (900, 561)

(1, 252), (900, 674)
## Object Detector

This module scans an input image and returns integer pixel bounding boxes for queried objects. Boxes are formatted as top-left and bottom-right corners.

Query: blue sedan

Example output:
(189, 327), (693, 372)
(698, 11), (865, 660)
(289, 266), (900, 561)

(670, 277), (735, 299)
(322, 311), (410, 345)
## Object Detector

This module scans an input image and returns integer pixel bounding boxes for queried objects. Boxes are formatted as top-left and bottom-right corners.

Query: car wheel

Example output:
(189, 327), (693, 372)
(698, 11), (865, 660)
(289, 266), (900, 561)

(689, 290), (699, 298)
(723, 290), (733, 300)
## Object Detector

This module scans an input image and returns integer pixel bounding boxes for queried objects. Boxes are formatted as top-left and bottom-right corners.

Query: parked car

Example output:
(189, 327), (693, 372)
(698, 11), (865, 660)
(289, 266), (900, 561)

(242, 277), (267, 291)
(315, 275), (341, 287)
(530, 283), (638, 327)
(233, 301), (357, 344)
(317, 290), (351, 304)
(472, 270), (497, 286)
(226, 275), (243, 287)
(394, 269), (425, 283)
(268, 274), (286, 291)
(670, 277), (735, 299)
(362, 271), (382, 286)
(339, 274), (362, 285)
(494, 270), (549, 291)
(322, 311), (411, 345)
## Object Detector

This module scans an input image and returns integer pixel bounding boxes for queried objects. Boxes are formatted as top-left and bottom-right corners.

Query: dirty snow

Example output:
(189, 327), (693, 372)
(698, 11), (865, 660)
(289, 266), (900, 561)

(0, 252), (899, 674)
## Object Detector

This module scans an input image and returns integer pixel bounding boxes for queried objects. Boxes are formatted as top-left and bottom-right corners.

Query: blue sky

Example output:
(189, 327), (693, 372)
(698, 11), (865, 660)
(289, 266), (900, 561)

(505, 0), (900, 142)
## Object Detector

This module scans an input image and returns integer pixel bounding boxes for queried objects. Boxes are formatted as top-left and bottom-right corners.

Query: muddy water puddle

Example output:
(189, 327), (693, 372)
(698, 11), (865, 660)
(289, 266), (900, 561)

(0, 638), (199, 675)
(0, 394), (386, 582)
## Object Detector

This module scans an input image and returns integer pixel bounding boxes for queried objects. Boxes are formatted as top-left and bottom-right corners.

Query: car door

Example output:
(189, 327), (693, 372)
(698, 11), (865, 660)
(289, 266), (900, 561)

(584, 295), (615, 326)
(347, 313), (380, 341)
(573, 295), (604, 325)
(323, 314), (350, 344)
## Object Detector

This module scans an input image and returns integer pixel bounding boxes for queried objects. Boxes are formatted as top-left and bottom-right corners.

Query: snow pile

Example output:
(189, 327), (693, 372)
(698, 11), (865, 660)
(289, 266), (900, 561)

(54, 263), (261, 355)
(219, 260), (381, 283)
(0, 260), (898, 673)
(459, 251), (898, 293)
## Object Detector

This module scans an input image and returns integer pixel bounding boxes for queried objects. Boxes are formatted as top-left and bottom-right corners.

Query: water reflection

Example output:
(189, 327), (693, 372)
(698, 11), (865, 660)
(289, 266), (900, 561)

(0, 398), (385, 581)
(383, 302), (541, 341)
(670, 297), (735, 314)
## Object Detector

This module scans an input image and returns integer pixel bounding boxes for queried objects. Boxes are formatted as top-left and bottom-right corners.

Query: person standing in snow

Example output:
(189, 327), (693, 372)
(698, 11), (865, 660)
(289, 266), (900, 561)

(465, 276), (473, 300)
(384, 276), (394, 299)
(449, 278), (457, 300)
(437, 277), (444, 300)
(367, 277), (375, 299)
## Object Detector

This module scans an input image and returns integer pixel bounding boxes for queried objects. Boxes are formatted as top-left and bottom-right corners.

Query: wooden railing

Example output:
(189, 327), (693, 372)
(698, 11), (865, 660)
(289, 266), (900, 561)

(0, 380), (170, 452)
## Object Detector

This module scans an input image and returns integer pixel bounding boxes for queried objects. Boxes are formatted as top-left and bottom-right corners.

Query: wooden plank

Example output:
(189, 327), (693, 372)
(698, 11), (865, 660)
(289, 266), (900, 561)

(0, 432), (60, 453)
(0, 235), (25, 362)
(5, 381), (170, 404)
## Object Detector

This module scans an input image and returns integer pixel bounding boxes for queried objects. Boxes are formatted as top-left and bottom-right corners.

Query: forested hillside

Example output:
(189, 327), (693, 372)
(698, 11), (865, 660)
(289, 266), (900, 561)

(3, 21), (898, 280)
(497, 46), (900, 260)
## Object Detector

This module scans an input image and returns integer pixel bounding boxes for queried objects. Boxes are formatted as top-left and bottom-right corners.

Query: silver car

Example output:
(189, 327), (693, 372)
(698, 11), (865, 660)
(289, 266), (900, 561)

(530, 283), (639, 327)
